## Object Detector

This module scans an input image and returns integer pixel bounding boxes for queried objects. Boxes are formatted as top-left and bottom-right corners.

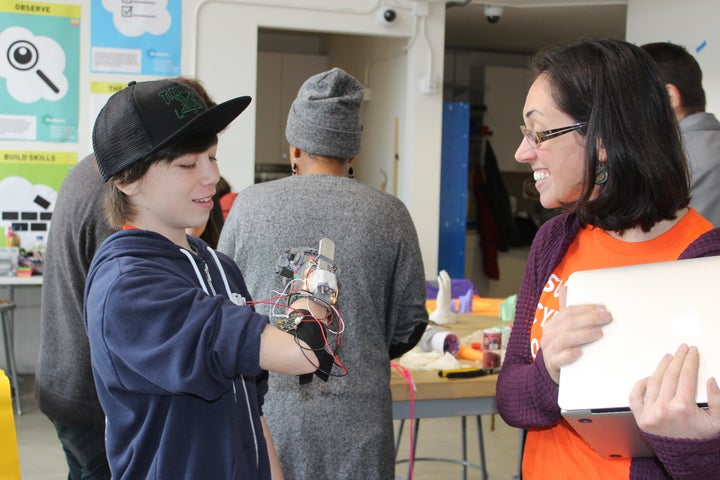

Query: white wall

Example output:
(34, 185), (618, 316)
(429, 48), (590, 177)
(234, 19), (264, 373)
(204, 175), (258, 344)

(626, 0), (720, 115)
(484, 66), (534, 173)
(326, 35), (408, 194)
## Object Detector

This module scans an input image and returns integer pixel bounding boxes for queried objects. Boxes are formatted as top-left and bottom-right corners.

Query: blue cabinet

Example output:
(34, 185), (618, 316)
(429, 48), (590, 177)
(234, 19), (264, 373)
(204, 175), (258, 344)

(438, 102), (470, 279)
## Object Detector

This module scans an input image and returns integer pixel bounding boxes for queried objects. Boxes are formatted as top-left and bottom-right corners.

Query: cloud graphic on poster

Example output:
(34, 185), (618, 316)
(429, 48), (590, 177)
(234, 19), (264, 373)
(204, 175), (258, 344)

(0, 176), (57, 212)
(0, 27), (68, 103)
(102, 0), (172, 38)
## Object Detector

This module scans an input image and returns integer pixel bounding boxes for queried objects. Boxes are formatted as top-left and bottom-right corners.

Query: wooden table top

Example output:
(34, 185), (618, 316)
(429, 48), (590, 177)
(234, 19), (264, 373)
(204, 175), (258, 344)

(391, 313), (507, 402)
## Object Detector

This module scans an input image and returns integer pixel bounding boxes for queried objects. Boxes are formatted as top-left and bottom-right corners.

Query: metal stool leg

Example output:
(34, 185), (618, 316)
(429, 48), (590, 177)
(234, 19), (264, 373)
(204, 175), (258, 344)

(396, 415), (489, 480)
(1, 303), (20, 415)
(394, 419), (405, 459)
(461, 416), (468, 480)
(476, 415), (488, 480)
(514, 429), (526, 480)
(393, 418), (421, 480)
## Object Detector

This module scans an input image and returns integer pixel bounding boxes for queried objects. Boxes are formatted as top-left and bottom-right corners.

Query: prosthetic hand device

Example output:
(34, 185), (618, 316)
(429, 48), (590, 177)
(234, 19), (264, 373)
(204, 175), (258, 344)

(430, 270), (456, 325)
(275, 238), (342, 383)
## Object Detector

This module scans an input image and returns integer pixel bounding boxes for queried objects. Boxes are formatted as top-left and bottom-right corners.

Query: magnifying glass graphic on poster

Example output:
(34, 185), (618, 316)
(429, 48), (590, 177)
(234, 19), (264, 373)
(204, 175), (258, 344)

(6, 39), (60, 93)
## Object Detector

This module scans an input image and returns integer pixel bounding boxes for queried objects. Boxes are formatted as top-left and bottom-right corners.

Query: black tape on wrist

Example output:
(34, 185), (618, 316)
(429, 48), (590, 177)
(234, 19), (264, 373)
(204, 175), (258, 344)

(294, 311), (334, 384)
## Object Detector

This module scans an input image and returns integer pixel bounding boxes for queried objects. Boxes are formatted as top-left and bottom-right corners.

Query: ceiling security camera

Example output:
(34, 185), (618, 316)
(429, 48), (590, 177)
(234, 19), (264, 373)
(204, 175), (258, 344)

(377, 8), (397, 24)
(484, 4), (503, 24)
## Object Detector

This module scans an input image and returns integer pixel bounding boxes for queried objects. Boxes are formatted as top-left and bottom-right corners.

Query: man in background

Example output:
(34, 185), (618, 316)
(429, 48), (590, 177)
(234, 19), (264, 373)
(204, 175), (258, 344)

(642, 41), (720, 226)
(35, 153), (113, 479)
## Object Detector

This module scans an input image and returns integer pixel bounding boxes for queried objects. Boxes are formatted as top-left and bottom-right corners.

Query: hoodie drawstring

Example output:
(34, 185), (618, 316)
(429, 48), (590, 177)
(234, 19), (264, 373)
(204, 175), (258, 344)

(207, 247), (246, 306)
(179, 249), (209, 294)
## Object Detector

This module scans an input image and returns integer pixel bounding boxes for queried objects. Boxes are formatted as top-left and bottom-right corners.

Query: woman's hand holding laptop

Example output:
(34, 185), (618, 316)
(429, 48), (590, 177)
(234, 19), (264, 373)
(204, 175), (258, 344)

(630, 344), (720, 439)
(540, 285), (613, 384)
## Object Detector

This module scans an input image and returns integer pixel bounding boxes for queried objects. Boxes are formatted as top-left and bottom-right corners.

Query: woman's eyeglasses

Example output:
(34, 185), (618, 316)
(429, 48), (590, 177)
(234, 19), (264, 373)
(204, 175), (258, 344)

(520, 122), (587, 148)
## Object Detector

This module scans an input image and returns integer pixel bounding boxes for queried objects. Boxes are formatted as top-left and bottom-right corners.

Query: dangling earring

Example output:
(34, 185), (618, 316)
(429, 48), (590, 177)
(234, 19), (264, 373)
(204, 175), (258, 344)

(348, 166), (354, 179)
(595, 163), (608, 184)
(291, 163), (298, 175)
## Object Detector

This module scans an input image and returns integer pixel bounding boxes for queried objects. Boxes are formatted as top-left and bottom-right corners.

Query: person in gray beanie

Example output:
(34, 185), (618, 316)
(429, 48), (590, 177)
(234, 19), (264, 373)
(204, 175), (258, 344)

(219, 67), (428, 479)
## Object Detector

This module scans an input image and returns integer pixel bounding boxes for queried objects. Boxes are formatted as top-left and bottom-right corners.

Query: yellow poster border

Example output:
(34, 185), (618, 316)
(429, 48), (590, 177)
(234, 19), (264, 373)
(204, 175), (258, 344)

(1, 2), (81, 18)
(1, 151), (77, 166)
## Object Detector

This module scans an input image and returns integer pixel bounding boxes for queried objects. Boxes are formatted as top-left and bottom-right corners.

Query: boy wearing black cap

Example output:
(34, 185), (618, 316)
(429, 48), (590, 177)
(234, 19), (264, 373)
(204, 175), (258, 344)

(85, 79), (323, 479)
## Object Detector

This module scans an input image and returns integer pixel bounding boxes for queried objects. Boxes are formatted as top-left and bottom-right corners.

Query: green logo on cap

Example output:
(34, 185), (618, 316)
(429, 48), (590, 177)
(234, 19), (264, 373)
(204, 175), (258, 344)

(159, 85), (206, 120)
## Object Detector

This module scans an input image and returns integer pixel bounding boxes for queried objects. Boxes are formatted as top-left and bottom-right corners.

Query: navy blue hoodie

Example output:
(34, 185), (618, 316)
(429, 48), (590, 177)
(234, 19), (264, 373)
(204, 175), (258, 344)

(84, 229), (272, 479)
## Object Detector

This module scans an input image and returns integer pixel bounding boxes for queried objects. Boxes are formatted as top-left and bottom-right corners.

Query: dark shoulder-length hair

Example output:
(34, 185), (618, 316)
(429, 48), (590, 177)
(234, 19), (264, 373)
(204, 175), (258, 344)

(105, 133), (218, 230)
(530, 37), (690, 233)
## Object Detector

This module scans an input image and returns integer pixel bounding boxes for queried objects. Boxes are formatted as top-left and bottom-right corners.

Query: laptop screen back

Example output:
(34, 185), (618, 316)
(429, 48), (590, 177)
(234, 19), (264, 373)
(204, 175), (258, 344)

(557, 256), (720, 457)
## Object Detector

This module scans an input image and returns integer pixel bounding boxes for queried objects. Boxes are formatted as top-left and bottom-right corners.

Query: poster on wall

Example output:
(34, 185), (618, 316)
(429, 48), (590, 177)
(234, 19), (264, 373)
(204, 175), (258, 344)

(87, 80), (129, 147)
(0, 150), (77, 250)
(90, 0), (181, 76)
(0, 2), (81, 143)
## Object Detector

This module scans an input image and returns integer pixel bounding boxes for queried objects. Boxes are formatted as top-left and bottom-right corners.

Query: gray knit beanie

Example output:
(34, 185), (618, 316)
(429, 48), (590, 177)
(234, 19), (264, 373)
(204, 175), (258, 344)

(285, 67), (364, 159)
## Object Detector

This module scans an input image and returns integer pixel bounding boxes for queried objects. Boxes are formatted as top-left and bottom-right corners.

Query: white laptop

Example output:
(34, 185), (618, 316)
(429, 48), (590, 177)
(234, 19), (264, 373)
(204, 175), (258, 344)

(558, 256), (720, 459)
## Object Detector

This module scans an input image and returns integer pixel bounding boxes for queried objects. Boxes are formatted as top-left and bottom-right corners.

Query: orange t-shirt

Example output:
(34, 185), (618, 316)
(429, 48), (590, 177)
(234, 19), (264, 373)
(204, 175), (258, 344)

(524, 208), (712, 479)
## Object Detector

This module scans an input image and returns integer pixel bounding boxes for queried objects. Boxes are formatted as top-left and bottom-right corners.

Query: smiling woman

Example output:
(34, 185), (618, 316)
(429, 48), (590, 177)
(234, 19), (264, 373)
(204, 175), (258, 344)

(514, 74), (589, 211)
(495, 37), (720, 480)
